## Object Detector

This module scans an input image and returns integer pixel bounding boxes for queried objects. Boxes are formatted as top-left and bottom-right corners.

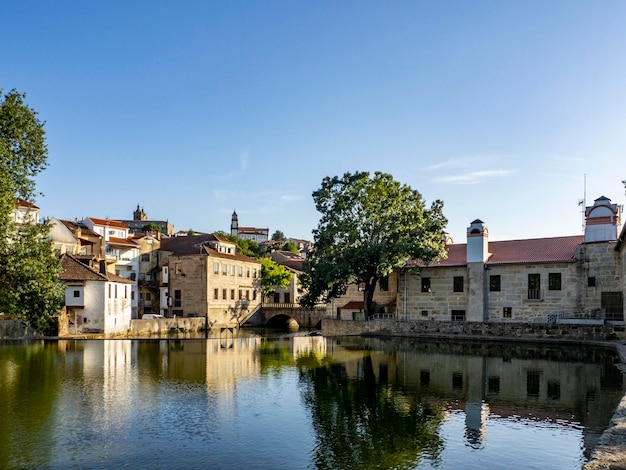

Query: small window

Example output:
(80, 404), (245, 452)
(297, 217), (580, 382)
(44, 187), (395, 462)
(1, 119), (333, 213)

(547, 380), (561, 400)
(452, 372), (463, 390)
(246, 290), (250, 300)
(73, 290), (80, 298)
(503, 307), (512, 318)
(246, 267), (251, 278)
(231, 265), (235, 276)
(231, 289), (235, 300)
(548, 273), (561, 290)
(421, 310), (428, 317)
(420, 370), (430, 386)
(253, 290), (257, 300)
(214, 288), (219, 300)
(175, 263), (182, 275)
(141, 254), (150, 262)
(174, 290), (182, 308)
(213, 262), (219, 274)
(284, 292), (290, 303)
(238, 266), (243, 277)
(238, 289), (242, 300)
(488, 376), (500, 395)
(146, 293), (151, 301)
(222, 264), (227, 275)
(588, 276), (596, 287)
(527, 371), (541, 397)
(421, 277), (431, 293)
(489, 275), (501, 292)
(453, 276), (463, 293)
(222, 289), (227, 300)
(451, 310), (465, 321)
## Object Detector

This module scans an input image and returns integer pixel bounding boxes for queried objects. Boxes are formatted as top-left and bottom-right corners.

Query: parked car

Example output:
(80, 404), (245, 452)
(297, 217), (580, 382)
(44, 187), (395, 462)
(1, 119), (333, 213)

(142, 314), (165, 320)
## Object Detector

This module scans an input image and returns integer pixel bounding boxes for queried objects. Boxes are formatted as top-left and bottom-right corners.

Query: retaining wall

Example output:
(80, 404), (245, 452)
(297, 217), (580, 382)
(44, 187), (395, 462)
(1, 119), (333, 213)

(0, 319), (40, 339)
(322, 319), (626, 342)
(129, 318), (207, 336)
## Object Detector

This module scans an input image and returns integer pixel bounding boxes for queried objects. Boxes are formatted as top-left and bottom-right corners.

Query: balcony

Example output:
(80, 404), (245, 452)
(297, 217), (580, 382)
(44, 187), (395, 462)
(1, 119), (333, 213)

(527, 289), (541, 300)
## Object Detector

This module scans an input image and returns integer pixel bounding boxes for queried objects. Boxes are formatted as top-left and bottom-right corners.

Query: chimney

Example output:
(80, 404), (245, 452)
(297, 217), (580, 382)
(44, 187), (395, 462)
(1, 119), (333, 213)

(99, 260), (107, 275)
(466, 219), (489, 263)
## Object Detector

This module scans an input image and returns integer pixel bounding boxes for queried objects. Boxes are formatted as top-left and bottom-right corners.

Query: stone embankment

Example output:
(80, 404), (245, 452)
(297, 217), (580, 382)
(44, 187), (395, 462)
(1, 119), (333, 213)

(0, 319), (40, 339)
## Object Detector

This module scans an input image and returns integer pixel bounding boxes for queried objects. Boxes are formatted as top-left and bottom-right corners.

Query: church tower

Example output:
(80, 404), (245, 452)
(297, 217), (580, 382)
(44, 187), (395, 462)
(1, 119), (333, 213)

(133, 204), (147, 221)
(466, 219), (489, 322)
(230, 210), (239, 238)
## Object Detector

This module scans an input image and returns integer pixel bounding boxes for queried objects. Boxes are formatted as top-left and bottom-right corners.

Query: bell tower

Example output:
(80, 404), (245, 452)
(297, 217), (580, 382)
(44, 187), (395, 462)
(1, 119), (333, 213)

(230, 210), (239, 238)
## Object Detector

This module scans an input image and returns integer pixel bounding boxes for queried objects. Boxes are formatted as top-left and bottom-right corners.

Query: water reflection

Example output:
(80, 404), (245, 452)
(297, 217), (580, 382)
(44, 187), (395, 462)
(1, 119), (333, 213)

(0, 335), (622, 469)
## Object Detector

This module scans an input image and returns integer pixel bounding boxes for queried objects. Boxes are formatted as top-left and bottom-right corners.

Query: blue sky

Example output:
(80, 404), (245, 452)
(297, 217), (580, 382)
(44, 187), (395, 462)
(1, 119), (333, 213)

(3, 1), (625, 242)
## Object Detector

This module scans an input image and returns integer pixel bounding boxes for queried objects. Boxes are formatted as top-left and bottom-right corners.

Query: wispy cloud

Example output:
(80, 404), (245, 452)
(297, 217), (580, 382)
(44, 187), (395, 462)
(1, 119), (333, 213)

(435, 169), (514, 184)
(426, 157), (485, 171)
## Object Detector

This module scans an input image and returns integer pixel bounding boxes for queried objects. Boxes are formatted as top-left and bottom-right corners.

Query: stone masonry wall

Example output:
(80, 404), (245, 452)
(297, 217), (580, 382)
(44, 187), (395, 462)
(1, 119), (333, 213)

(322, 318), (626, 342)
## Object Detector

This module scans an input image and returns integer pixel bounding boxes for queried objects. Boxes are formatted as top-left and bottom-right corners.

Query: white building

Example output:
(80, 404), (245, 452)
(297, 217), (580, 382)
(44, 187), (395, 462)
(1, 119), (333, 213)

(82, 217), (140, 317)
(60, 254), (133, 335)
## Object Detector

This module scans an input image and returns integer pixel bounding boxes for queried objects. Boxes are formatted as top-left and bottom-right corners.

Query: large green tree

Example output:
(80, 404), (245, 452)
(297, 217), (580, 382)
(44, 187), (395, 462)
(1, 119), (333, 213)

(0, 89), (63, 333)
(300, 171), (447, 316)
(259, 257), (293, 298)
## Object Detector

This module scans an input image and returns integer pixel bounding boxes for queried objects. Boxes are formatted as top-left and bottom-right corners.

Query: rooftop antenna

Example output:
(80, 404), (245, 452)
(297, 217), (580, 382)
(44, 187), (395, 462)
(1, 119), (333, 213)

(577, 174), (586, 233)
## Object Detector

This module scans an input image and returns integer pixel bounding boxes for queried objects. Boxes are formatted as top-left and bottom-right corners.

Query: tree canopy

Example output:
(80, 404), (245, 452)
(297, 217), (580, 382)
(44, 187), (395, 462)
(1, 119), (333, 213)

(0, 89), (63, 333)
(259, 257), (293, 297)
(300, 171), (447, 316)
(271, 230), (285, 242)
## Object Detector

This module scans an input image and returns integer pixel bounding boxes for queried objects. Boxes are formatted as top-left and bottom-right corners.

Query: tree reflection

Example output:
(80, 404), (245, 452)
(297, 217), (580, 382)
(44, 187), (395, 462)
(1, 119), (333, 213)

(0, 341), (60, 468)
(298, 353), (444, 469)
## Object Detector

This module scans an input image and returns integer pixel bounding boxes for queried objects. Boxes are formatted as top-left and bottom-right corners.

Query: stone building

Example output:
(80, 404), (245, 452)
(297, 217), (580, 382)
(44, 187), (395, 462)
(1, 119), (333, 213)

(398, 196), (624, 323)
(121, 205), (174, 236)
(159, 233), (262, 326)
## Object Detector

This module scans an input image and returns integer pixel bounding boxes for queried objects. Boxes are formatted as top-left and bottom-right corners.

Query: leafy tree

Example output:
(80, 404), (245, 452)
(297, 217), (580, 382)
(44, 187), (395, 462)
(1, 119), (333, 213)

(271, 230), (285, 241)
(300, 171), (447, 316)
(0, 89), (64, 333)
(259, 257), (293, 297)
(142, 223), (161, 232)
(282, 241), (299, 254)
(214, 231), (260, 257)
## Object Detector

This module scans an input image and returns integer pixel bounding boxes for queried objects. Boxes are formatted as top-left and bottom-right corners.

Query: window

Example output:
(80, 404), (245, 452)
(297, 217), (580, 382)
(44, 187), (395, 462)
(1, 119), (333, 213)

(253, 268), (258, 278)
(421, 277), (431, 293)
(451, 310), (465, 321)
(588, 276), (596, 287)
(253, 290), (257, 300)
(489, 275), (501, 292)
(527, 371), (541, 397)
(420, 370), (430, 386)
(141, 254), (150, 262)
(284, 293), (290, 303)
(175, 263), (182, 275)
(238, 289), (242, 300)
(245, 290), (250, 300)
(528, 274), (540, 299)
(213, 262), (219, 274)
(146, 293), (151, 301)
(222, 289), (227, 300)
(421, 310), (428, 317)
(547, 380), (561, 400)
(73, 290), (80, 298)
(453, 276), (463, 293)
(222, 264), (227, 275)
(214, 288), (219, 300)
(174, 290), (182, 308)
(231, 289), (235, 300)
(238, 266), (243, 277)
(548, 273), (561, 290)
(109, 285), (112, 298)
(379, 276), (389, 291)
(452, 372), (463, 390)
(231, 265), (235, 276)
(488, 376), (500, 395)
(273, 292), (280, 303)
(503, 307), (512, 318)
(130, 272), (136, 281)
(246, 267), (250, 278)
(115, 285), (118, 298)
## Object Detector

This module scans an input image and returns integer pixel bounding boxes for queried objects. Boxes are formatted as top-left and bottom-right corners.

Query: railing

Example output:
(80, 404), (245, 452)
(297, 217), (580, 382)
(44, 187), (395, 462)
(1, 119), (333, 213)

(537, 308), (605, 324)
(368, 313), (395, 320)
(262, 302), (326, 310)
(527, 289), (541, 300)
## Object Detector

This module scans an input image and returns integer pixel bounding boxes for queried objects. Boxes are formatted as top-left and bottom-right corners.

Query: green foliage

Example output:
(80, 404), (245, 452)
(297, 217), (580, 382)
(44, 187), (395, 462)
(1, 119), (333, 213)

(259, 257), (293, 297)
(300, 171), (447, 315)
(282, 241), (299, 254)
(271, 230), (285, 241)
(142, 223), (161, 232)
(214, 231), (260, 257)
(0, 89), (64, 333)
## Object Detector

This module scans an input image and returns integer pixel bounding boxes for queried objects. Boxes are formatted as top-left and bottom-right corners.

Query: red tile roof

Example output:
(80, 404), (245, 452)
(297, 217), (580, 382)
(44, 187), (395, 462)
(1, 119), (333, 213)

(60, 254), (134, 283)
(16, 198), (39, 209)
(411, 235), (584, 268)
(87, 217), (129, 229)
(108, 236), (139, 247)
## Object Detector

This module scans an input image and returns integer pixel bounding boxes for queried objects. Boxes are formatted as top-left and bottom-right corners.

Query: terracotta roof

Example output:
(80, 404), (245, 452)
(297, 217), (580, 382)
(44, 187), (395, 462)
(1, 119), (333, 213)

(87, 217), (129, 229)
(60, 254), (134, 284)
(341, 301), (364, 310)
(279, 259), (305, 272)
(161, 233), (259, 263)
(411, 235), (584, 268)
(16, 198), (39, 209)
(108, 236), (139, 247)
(59, 219), (101, 238)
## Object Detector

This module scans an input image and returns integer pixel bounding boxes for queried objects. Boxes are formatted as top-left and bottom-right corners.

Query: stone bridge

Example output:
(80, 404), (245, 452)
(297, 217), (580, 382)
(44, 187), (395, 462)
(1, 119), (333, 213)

(245, 303), (329, 329)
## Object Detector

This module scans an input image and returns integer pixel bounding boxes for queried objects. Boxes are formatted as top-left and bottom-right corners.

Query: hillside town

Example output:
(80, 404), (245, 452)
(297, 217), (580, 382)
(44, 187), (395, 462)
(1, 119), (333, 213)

(13, 193), (626, 337)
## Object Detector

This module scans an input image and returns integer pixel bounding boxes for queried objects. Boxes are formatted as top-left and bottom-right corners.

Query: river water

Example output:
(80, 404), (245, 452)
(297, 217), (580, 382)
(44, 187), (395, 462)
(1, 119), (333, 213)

(0, 331), (623, 470)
